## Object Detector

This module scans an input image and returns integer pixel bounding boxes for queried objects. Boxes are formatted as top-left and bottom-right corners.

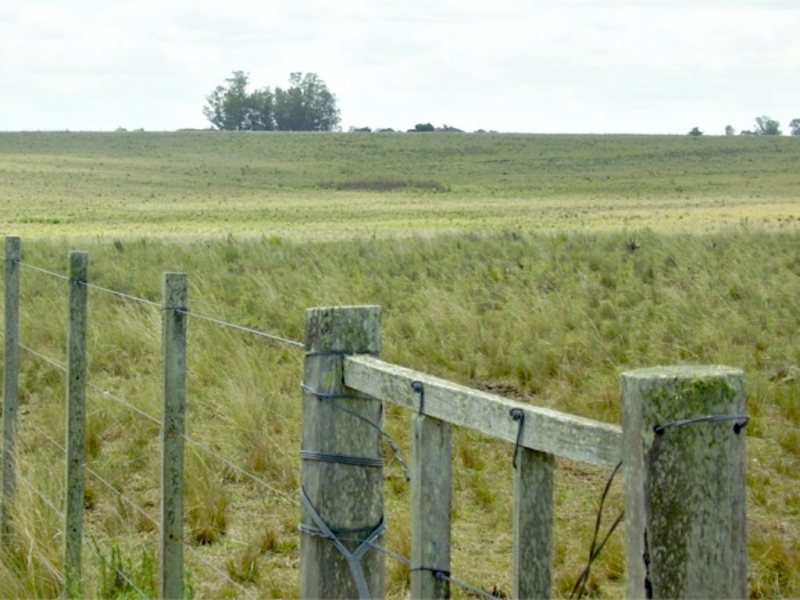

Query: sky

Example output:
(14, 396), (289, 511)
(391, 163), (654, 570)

(1, 0), (798, 135)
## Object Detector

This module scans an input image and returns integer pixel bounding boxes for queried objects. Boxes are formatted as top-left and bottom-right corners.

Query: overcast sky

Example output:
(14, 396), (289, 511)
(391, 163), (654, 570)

(1, 0), (798, 134)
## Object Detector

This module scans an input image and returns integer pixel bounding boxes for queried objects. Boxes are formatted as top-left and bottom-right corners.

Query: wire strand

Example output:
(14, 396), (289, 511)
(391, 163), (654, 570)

(90, 540), (151, 600)
(16, 471), (65, 520)
(182, 436), (293, 503)
(181, 542), (253, 597)
(87, 381), (162, 426)
(19, 261), (69, 281)
(18, 343), (67, 372)
(179, 309), (305, 348)
(81, 282), (161, 309)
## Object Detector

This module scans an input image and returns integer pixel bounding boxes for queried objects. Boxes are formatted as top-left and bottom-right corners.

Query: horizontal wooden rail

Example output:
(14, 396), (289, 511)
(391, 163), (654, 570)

(344, 355), (622, 469)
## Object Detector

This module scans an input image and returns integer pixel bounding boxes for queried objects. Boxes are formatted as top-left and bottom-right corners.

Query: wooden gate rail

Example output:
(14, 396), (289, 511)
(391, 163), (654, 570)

(343, 354), (622, 469)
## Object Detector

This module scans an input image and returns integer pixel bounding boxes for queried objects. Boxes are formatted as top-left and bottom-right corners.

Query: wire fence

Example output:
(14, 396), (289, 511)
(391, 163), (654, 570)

(2, 248), (631, 600)
(2, 251), (309, 597)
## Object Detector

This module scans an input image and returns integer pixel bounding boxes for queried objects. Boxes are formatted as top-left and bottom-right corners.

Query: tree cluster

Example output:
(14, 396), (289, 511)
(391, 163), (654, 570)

(203, 72), (341, 131)
(722, 115), (800, 137)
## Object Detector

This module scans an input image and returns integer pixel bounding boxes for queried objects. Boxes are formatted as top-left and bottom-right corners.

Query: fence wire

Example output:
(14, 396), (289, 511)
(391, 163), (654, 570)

(179, 308), (305, 349)
(18, 261), (69, 281)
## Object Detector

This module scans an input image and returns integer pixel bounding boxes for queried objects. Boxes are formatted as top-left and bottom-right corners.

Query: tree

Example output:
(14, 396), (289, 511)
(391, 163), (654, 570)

(203, 71), (275, 131)
(790, 118), (800, 136)
(273, 73), (340, 131)
(754, 115), (782, 136)
(688, 127), (703, 137)
(203, 71), (339, 131)
(725, 125), (736, 136)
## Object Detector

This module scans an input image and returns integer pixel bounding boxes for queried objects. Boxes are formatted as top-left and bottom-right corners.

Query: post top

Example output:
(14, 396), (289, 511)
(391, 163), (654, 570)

(621, 365), (743, 380)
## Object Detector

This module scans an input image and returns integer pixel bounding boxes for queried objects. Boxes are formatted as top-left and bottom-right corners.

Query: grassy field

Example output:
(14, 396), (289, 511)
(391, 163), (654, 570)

(0, 132), (799, 598)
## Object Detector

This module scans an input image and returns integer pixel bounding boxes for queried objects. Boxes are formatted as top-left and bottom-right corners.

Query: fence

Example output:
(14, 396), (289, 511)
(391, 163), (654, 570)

(1, 236), (750, 599)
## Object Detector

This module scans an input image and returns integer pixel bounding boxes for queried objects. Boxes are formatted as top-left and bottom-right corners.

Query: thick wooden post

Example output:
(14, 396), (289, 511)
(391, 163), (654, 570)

(410, 413), (452, 599)
(622, 366), (747, 600)
(159, 273), (187, 600)
(64, 251), (88, 597)
(1, 236), (20, 547)
(300, 305), (384, 600)
(513, 448), (554, 600)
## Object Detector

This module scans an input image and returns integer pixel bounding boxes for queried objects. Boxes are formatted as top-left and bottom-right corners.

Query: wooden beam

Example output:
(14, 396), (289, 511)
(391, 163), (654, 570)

(343, 355), (621, 468)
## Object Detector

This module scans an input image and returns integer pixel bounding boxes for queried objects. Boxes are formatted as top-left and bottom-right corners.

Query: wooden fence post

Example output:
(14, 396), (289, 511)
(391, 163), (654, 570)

(621, 365), (747, 600)
(159, 273), (187, 600)
(300, 305), (384, 600)
(64, 251), (88, 596)
(513, 447), (554, 600)
(410, 412), (452, 599)
(2, 236), (20, 548)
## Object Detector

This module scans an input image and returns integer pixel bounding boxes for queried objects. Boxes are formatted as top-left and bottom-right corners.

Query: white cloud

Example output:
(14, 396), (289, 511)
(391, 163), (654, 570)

(1, 0), (798, 132)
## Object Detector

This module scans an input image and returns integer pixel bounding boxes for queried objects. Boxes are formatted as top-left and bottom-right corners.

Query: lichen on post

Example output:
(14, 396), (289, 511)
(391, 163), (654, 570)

(622, 365), (747, 600)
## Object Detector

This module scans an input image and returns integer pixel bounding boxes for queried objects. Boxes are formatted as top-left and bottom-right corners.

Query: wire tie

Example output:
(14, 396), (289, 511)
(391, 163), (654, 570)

(653, 414), (749, 436)
(411, 381), (425, 415)
(509, 408), (525, 468)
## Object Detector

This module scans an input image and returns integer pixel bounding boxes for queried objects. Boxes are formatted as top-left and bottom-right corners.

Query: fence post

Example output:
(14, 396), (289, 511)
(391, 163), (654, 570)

(64, 251), (88, 596)
(159, 273), (187, 600)
(300, 305), (384, 600)
(410, 413), (452, 599)
(2, 236), (20, 548)
(513, 448), (554, 600)
(621, 365), (747, 599)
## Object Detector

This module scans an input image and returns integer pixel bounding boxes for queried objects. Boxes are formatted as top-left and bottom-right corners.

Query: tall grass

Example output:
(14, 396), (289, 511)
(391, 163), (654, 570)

(2, 228), (799, 597)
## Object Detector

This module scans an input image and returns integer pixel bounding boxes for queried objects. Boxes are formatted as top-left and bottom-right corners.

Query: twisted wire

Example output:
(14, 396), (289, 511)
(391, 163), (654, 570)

(359, 538), (502, 600)
(570, 460), (625, 600)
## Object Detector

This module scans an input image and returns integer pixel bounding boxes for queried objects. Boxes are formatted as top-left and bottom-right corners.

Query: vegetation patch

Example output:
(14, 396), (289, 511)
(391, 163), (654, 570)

(317, 178), (450, 192)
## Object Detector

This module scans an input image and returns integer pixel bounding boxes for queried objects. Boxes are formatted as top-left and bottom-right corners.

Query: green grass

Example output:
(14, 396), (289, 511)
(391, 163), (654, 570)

(0, 132), (799, 598)
(1, 131), (800, 240)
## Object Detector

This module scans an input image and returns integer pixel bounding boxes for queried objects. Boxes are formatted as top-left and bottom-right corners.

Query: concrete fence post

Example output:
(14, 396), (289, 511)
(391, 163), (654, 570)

(300, 305), (384, 600)
(622, 365), (747, 599)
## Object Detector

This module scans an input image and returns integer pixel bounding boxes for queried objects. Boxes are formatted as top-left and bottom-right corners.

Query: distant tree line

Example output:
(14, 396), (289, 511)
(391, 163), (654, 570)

(203, 72), (340, 131)
(717, 116), (800, 137)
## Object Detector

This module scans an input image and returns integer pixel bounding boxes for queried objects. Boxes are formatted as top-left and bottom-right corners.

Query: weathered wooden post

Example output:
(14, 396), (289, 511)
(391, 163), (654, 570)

(159, 273), (187, 600)
(65, 251), (88, 597)
(410, 407), (452, 599)
(512, 447), (554, 600)
(300, 305), (384, 600)
(622, 365), (747, 599)
(2, 236), (20, 548)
